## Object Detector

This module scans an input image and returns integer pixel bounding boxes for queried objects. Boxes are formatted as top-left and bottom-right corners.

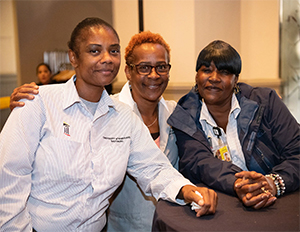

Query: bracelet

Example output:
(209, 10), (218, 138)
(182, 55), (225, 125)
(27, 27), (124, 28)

(265, 174), (285, 197)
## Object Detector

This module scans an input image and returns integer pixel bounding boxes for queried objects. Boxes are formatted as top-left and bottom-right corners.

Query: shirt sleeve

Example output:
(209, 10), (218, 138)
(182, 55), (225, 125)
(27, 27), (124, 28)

(0, 97), (44, 230)
(126, 113), (192, 205)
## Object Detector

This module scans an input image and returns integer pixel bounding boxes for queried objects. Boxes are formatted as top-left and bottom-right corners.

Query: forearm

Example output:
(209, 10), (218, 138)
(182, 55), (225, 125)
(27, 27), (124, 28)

(175, 129), (241, 195)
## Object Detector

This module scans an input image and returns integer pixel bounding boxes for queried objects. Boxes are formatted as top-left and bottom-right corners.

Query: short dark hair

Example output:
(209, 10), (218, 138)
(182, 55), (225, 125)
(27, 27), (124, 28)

(68, 17), (119, 57)
(36, 63), (52, 75)
(195, 40), (241, 76)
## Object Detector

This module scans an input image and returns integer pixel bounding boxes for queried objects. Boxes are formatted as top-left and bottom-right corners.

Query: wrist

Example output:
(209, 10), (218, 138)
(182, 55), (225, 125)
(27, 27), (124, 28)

(265, 174), (285, 197)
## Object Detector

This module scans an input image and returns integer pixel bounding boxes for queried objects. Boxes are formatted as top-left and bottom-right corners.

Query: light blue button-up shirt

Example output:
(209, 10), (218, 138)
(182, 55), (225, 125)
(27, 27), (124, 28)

(200, 94), (248, 171)
(0, 77), (191, 231)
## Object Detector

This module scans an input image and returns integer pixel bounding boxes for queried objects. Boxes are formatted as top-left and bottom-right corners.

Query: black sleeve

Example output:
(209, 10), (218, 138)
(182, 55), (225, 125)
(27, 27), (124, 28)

(174, 128), (242, 196)
(265, 89), (300, 193)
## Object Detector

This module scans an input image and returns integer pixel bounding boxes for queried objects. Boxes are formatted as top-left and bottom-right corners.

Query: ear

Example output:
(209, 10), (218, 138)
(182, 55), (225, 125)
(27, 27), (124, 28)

(125, 65), (131, 81)
(68, 49), (78, 68)
(195, 72), (199, 84)
(234, 74), (239, 84)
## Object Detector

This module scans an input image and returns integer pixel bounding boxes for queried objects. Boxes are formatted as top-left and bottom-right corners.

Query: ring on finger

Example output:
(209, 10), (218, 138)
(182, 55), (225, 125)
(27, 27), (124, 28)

(261, 187), (269, 194)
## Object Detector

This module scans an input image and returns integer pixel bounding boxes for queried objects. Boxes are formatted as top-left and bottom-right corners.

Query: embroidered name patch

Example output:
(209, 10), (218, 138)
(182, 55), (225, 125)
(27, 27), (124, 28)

(103, 136), (130, 142)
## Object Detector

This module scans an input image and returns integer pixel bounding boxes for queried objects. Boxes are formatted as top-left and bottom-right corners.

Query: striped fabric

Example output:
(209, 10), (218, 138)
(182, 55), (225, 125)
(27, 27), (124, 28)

(0, 76), (191, 231)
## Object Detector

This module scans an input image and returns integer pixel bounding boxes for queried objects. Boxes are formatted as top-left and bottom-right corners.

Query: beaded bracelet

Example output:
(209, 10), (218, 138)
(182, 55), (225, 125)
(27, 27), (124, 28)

(265, 174), (285, 197)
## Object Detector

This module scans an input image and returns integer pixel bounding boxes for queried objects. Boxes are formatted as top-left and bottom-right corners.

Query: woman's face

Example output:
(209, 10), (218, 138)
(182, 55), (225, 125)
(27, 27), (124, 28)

(37, 65), (51, 85)
(70, 26), (120, 90)
(126, 43), (170, 103)
(196, 61), (238, 106)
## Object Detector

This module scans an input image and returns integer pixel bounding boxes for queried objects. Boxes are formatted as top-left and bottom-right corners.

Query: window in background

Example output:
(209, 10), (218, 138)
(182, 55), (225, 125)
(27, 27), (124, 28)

(280, 0), (300, 122)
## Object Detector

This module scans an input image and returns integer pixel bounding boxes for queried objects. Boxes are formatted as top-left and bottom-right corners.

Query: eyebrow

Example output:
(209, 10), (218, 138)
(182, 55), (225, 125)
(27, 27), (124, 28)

(110, 44), (120, 49)
(88, 44), (120, 48)
(138, 61), (168, 65)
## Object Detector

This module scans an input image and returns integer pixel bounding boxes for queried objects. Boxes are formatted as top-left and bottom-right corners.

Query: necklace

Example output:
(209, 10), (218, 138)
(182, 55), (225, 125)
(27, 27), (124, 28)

(146, 117), (158, 128)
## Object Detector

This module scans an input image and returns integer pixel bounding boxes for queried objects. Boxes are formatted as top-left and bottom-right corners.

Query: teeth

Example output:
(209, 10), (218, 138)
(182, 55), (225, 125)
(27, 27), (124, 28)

(148, 85), (158, 89)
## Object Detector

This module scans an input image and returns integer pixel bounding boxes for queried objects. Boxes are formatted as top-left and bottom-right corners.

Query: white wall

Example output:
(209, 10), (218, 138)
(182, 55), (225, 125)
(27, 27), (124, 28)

(112, 0), (139, 84)
(2, 0), (281, 97)
(113, 0), (281, 101)
(0, 0), (19, 131)
(240, 0), (279, 81)
(0, 0), (18, 75)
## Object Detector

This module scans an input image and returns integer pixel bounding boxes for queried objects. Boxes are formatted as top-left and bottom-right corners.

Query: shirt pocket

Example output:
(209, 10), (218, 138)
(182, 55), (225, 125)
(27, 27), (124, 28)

(36, 135), (90, 184)
(92, 139), (130, 188)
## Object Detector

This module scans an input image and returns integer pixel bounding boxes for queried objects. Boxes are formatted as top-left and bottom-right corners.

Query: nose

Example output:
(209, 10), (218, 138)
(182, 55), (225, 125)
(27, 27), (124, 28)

(101, 50), (113, 63)
(209, 71), (221, 82)
(148, 67), (160, 79)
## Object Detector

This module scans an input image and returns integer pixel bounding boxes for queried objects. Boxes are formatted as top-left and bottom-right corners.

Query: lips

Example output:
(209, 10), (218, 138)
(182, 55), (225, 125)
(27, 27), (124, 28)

(144, 83), (163, 90)
(95, 69), (113, 75)
(205, 86), (222, 91)
(148, 85), (160, 89)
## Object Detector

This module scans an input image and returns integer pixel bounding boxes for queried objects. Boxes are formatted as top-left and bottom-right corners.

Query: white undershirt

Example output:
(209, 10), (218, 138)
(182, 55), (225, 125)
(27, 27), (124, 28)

(200, 94), (248, 171)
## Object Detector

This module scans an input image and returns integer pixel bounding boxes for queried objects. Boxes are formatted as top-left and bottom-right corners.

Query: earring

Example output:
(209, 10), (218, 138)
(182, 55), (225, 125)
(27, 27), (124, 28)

(234, 84), (240, 94)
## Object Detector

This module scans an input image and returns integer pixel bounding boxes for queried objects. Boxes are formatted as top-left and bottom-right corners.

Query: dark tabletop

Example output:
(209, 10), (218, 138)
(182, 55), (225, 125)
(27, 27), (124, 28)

(152, 186), (300, 232)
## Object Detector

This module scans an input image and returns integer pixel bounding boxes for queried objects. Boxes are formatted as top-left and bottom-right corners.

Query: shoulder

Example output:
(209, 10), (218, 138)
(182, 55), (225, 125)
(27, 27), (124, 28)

(110, 96), (134, 116)
(238, 82), (279, 104)
(38, 83), (65, 96)
(163, 99), (177, 112)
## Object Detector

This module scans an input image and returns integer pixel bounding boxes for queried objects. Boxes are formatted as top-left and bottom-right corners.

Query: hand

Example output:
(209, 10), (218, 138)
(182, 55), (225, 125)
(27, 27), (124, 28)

(10, 82), (39, 110)
(234, 171), (276, 209)
(179, 185), (218, 217)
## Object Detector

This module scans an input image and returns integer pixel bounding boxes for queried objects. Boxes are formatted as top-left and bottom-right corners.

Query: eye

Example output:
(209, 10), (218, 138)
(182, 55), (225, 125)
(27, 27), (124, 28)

(110, 49), (120, 55)
(90, 49), (99, 55)
(139, 65), (150, 71)
(202, 68), (212, 73)
(219, 70), (231, 75)
(157, 64), (168, 71)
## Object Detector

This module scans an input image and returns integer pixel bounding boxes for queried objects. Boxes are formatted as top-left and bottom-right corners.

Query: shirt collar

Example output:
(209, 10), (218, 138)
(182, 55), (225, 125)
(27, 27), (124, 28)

(118, 81), (168, 112)
(231, 93), (241, 119)
(118, 81), (135, 110)
(62, 75), (116, 111)
(200, 93), (241, 125)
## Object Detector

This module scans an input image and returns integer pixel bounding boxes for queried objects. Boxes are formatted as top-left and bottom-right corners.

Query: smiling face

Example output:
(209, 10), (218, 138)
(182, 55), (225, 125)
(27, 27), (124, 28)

(126, 43), (170, 103)
(69, 26), (120, 100)
(196, 61), (238, 107)
(37, 64), (52, 85)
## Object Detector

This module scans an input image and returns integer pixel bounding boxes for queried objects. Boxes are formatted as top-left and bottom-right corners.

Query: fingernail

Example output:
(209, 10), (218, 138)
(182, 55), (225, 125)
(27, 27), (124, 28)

(198, 199), (204, 206)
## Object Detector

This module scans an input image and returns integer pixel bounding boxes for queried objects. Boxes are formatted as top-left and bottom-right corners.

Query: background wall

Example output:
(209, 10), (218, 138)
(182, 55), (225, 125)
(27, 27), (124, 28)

(113, 0), (280, 101)
(0, 0), (18, 129)
(15, 0), (113, 85)
(1, 0), (291, 131)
